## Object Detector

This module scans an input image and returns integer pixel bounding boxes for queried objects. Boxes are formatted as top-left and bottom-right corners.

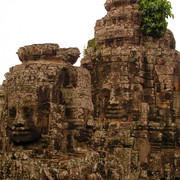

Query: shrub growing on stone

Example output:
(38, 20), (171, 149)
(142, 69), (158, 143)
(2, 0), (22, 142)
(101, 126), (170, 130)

(139, 0), (174, 37)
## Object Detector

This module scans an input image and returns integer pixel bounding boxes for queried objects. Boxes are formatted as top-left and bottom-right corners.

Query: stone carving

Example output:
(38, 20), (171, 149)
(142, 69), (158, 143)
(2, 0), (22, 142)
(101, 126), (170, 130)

(82, 0), (180, 179)
(0, 44), (98, 179)
(0, 0), (180, 179)
(9, 93), (45, 144)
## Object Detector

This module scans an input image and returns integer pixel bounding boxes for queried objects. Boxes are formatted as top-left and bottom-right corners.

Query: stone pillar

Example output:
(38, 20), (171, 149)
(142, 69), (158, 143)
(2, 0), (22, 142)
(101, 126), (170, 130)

(81, 0), (180, 179)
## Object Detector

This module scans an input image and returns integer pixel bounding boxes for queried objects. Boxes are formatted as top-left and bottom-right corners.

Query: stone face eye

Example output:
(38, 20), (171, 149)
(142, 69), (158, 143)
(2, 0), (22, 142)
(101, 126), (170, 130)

(23, 107), (32, 118)
(102, 88), (110, 98)
(115, 88), (121, 96)
(9, 107), (16, 118)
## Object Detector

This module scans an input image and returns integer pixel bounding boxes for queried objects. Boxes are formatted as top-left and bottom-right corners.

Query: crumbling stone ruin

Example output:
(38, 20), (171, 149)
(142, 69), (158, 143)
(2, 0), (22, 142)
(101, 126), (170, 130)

(0, 0), (180, 179)
(0, 44), (97, 179)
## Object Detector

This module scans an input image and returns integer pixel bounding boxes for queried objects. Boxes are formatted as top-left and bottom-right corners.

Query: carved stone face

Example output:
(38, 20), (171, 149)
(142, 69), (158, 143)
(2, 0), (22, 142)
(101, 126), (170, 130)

(100, 72), (131, 122)
(8, 92), (49, 144)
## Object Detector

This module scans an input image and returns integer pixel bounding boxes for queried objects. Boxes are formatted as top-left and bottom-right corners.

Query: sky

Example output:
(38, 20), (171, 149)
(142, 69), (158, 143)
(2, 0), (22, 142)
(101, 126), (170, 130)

(0, 0), (179, 84)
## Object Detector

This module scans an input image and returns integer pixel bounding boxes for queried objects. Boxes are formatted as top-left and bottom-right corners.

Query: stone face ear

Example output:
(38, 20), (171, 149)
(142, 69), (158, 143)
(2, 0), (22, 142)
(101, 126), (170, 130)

(37, 86), (50, 106)
(52, 67), (78, 105)
(61, 67), (78, 88)
(37, 86), (50, 134)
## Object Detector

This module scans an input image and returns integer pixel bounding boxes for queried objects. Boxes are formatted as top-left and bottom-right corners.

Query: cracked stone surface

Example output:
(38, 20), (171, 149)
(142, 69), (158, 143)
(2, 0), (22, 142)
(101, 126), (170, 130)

(0, 0), (180, 179)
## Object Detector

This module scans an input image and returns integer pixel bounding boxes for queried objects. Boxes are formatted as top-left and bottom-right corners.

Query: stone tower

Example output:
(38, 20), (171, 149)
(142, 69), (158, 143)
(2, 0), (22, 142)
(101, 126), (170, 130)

(0, 0), (180, 179)
(0, 44), (99, 179)
(82, 0), (180, 179)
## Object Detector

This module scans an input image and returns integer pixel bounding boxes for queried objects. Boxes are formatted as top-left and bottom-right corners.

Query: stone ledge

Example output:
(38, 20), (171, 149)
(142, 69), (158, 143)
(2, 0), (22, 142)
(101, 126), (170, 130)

(17, 43), (80, 65)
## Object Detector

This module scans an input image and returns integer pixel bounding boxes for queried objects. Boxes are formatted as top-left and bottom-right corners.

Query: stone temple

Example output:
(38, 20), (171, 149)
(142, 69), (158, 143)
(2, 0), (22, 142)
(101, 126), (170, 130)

(0, 0), (180, 179)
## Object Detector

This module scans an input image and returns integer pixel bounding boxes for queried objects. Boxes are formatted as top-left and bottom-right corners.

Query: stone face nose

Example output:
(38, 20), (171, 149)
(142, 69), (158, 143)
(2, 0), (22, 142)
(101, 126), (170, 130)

(13, 112), (26, 127)
(109, 89), (119, 105)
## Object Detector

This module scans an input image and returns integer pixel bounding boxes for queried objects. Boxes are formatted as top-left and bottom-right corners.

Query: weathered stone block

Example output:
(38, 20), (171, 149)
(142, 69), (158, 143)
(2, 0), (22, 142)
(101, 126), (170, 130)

(144, 72), (154, 80)
(149, 131), (162, 142)
(145, 64), (154, 71)
(144, 80), (154, 88)
(144, 88), (155, 96)
(1, 0), (180, 179)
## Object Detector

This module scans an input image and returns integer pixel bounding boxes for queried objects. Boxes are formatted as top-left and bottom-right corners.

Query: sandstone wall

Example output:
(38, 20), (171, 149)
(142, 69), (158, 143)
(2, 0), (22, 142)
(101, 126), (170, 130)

(82, 0), (180, 179)
(0, 0), (180, 179)
(0, 44), (98, 179)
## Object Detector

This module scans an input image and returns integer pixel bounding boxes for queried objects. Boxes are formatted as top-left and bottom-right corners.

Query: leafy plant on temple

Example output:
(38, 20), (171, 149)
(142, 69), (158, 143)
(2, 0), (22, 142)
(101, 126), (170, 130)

(83, 38), (96, 56)
(138, 0), (174, 37)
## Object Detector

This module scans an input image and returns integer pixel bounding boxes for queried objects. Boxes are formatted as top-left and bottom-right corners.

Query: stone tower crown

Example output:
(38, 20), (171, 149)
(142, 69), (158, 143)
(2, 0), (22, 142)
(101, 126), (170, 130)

(17, 43), (80, 65)
(105, 0), (138, 11)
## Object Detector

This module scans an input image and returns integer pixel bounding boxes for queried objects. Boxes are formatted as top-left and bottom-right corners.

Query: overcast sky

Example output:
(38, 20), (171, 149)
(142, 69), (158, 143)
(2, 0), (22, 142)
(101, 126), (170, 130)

(0, 0), (179, 84)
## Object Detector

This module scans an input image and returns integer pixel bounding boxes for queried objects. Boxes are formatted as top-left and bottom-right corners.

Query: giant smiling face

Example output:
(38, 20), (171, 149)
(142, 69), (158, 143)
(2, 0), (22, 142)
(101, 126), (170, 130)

(8, 91), (50, 144)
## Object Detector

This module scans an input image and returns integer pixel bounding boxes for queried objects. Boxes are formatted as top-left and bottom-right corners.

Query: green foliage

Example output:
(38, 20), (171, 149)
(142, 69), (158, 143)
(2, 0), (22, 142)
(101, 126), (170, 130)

(138, 0), (174, 37)
(83, 45), (87, 57)
(88, 38), (96, 52)
(83, 38), (96, 57)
